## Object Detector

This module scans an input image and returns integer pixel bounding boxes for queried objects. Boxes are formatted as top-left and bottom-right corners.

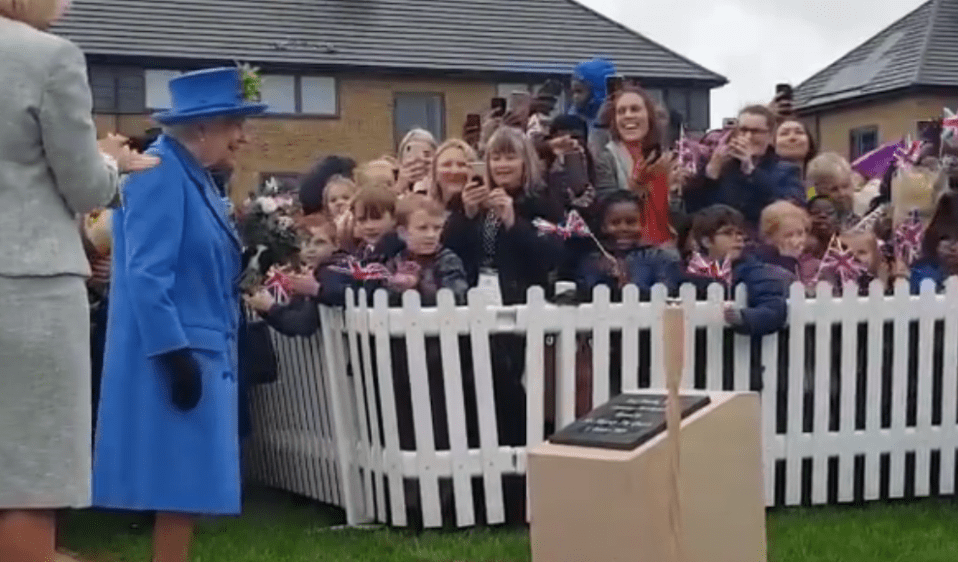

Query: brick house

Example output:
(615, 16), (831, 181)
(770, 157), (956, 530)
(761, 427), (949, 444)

(54, 0), (725, 199)
(795, 0), (958, 161)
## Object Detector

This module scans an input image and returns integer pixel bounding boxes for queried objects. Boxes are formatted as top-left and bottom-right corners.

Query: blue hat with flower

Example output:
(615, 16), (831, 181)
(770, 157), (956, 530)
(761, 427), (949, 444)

(152, 66), (268, 125)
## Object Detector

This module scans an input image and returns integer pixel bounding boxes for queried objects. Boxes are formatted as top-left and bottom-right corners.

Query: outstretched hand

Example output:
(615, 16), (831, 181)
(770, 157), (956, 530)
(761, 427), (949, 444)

(98, 133), (160, 173)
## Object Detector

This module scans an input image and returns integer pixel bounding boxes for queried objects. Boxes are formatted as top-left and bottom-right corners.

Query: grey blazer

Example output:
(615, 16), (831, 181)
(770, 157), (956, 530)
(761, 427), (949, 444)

(0, 17), (118, 277)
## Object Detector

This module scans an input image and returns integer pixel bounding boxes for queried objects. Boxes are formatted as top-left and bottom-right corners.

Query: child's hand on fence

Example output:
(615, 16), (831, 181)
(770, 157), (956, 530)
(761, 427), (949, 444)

(723, 303), (743, 326)
(244, 289), (275, 313)
(287, 274), (321, 298)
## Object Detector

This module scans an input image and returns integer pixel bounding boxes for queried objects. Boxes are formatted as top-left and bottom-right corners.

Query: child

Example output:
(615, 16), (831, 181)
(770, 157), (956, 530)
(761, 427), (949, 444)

(911, 190), (958, 292)
(245, 214), (338, 337)
(834, 228), (901, 294)
(807, 152), (860, 229)
(382, 195), (469, 305)
(355, 158), (398, 193)
(575, 190), (681, 300)
(324, 175), (357, 221)
(349, 184), (404, 262)
(685, 204), (788, 338)
(806, 195), (840, 259)
(757, 200), (818, 287)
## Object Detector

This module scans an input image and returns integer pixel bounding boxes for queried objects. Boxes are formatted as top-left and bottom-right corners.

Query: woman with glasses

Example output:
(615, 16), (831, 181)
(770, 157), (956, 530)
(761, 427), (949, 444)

(684, 105), (805, 234)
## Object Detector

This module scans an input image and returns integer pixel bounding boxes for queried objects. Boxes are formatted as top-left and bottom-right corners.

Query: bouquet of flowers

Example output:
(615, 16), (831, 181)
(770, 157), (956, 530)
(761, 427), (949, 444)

(236, 177), (302, 292)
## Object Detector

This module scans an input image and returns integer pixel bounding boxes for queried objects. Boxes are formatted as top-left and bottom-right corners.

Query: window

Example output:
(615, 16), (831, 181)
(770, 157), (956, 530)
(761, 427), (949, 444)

(393, 92), (445, 147)
(301, 76), (337, 115)
(850, 126), (879, 160)
(497, 83), (531, 99)
(645, 88), (665, 105)
(497, 81), (567, 117)
(261, 75), (297, 114)
(89, 66), (145, 114)
(144, 70), (182, 110)
(664, 88), (691, 126)
(688, 89), (710, 132)
(259, 75), (338, 116)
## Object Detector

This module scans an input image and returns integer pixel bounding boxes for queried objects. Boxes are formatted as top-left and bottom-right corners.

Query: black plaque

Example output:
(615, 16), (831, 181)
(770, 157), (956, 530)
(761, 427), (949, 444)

(548, 393), (711, 451)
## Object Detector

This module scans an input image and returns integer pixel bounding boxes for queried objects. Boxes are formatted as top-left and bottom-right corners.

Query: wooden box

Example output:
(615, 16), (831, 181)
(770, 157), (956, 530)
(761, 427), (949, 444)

(528, 391), (766, 562)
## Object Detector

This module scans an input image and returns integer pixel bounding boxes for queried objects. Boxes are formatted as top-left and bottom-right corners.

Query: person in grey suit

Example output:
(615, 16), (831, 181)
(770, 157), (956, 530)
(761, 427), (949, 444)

(0, 1), (158, 561)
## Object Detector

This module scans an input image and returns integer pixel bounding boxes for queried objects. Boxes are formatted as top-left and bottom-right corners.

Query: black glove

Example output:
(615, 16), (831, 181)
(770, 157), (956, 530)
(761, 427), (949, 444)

(160, 348), (202, 411)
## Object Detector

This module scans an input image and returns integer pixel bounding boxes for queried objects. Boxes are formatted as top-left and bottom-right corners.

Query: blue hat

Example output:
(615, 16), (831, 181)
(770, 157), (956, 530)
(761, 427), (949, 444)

(152, 67), (268, 125)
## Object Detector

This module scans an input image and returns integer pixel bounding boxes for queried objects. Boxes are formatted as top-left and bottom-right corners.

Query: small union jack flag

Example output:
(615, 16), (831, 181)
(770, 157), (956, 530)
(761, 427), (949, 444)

(894, 137), (924, 167)
(820, 239), (866, 286)
(942, 108), (958, 148)
(686, 252), (732, 286)
(329, 258), (391, 281)
(264, 269), (292, 304)
(893, 208), (924, 266)
(533, 210), (592, 239)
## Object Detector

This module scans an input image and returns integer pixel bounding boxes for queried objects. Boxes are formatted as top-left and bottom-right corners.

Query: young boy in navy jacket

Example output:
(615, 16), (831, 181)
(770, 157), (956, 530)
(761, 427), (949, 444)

(684, 204), (789, 337)
(681, 204), (790, 393)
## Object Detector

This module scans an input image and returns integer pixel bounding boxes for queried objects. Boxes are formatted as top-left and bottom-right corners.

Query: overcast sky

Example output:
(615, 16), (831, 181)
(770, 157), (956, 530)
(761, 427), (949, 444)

(576, 0), (927, 127)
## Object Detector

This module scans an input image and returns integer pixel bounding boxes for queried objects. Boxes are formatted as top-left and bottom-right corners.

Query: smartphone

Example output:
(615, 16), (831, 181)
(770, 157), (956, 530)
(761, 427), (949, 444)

(469, 161), (487, 184)
(402, 141), (431, 167)
(643, 142), (662, 163)
(775, 83), (794, 102)
(465, 113), (481, 130)
(509, 90), (531, 111)
(562, 151), (589, 196)
(491, 97), (507, 117)
(722, 117), (738, 129)
(606, 74), (625, 98)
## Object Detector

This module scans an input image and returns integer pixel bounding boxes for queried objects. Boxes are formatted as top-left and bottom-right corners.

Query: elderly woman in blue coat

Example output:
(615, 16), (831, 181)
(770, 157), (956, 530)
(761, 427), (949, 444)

(92, 68), (266, 562)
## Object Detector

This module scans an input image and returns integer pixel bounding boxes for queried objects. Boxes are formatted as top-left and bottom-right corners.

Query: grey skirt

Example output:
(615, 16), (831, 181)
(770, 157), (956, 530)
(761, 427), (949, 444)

(0, 275), (91, 509)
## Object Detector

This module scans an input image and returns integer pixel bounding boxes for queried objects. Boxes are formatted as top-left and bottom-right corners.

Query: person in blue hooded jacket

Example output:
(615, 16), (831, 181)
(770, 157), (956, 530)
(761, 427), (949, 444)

(92, 67), (267, 562)
(569, 58), (617, 155)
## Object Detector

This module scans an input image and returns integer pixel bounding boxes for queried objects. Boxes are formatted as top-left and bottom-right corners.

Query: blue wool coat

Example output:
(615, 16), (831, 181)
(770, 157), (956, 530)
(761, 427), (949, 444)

(92, 135), (243, 515)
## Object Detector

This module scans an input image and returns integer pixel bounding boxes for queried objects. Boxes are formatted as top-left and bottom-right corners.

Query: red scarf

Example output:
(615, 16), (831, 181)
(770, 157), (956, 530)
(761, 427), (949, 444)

(621, 141), (673, 246)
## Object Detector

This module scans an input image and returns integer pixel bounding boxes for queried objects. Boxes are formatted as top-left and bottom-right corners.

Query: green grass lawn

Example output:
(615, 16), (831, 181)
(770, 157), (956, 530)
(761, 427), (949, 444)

(61, 487), (958, 562)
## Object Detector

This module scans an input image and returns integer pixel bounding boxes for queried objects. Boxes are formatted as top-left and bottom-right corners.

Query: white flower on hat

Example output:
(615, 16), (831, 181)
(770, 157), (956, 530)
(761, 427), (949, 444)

(256, 196), (279, 214)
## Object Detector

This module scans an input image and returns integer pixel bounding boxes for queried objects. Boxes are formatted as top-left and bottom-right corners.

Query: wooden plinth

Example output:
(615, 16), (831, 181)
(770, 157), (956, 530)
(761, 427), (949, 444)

(528, 391), (766, 562)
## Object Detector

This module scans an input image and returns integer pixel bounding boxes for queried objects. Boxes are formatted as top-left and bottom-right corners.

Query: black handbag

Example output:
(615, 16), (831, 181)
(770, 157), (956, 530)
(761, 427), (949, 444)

(241, 318), (279, 386)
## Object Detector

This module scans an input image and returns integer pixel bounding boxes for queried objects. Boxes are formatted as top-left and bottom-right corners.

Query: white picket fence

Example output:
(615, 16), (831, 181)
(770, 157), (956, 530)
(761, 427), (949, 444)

(245, 277), (958, 528)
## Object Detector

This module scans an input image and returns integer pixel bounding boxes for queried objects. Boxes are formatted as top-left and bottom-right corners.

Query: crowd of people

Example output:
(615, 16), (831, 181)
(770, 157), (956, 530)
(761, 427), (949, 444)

(221, 59), (958, 526)
(244, 61), (958, 342)
(5, 0), (958, 556)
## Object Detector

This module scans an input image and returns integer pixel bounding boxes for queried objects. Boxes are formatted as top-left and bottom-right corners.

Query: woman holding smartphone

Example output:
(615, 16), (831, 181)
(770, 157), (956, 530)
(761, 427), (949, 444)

(396, 128), (437, 195)
(594, 84), (675, 246)
(684, 105), (805, 234)
(430, 138), (479, 206)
